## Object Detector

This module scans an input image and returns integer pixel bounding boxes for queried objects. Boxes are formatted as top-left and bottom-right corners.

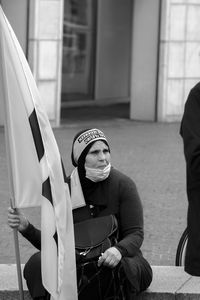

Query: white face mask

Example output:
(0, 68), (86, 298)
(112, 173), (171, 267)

(85, 163), (111, 182)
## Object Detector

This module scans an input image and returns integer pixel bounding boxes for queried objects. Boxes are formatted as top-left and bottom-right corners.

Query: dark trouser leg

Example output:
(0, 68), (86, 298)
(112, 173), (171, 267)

(121, 253), (153, 296)
(23, 252), (49, 299)
(77, 262), (124, 300)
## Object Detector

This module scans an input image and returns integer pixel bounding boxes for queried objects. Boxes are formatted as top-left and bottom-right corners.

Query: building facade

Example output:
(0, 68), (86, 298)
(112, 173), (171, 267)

(0, 0), (200, 126)
(158, 0), (200, 122)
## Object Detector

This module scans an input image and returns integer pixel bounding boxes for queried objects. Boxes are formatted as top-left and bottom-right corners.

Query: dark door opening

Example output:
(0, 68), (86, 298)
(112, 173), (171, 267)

(61, 0), (97, 104)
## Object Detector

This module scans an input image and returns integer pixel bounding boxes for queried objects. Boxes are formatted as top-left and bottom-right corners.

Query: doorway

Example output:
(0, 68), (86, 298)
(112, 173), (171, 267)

(61, 0), (97, 104)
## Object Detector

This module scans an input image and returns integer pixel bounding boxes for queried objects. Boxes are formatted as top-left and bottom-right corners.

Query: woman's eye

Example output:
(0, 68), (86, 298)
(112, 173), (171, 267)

(90, 150), (98, 155)
(89, 149), (109, 155)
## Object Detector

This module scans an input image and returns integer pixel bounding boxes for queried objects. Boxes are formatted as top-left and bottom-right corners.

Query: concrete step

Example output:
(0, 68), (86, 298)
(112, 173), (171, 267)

(138, 266), (195, 299)
(1, 265), (200, 299)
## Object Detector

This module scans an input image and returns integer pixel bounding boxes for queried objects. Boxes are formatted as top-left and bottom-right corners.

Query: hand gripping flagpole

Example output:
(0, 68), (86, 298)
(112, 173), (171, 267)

(10, 200), (24, 300)
(0, 7), (24, 300)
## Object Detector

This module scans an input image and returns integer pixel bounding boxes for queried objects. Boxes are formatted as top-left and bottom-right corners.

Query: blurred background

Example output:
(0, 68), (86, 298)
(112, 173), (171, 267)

(0, 0), (199, 127)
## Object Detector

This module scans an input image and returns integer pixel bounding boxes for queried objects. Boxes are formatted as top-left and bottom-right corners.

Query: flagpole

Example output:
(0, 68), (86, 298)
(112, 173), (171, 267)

(11, 201), (24, 300)
(0, 8), (24, 299)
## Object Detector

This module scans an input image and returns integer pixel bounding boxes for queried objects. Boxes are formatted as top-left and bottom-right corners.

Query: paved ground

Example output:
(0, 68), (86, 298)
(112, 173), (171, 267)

(0, 108), (188, 267)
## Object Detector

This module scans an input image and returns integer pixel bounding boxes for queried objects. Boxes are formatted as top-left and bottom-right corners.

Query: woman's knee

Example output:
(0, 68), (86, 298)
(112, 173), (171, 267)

(23, 252), (47, 298)
(23, 251), (41, 280)
(121, 254), (153, 293)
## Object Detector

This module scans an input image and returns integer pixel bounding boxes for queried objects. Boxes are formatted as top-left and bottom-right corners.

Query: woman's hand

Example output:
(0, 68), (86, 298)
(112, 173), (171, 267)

(7, 207), (29, 232)
(97, 247), (122, 268)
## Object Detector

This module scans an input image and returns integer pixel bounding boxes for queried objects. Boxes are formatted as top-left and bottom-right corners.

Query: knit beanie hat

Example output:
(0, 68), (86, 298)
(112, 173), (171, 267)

(71, 128), (109, 167)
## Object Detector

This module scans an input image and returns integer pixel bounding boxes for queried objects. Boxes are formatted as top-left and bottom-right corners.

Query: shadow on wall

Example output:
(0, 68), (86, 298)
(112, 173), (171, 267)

(61, 103), (130, 123)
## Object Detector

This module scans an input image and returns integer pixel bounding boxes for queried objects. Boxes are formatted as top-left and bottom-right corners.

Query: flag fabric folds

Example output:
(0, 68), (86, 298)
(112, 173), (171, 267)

(0, 6), (77, 300)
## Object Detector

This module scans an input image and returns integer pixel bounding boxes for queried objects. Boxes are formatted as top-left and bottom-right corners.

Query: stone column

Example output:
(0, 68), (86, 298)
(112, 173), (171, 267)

(130, 0), (161, 121)
(28, 0), (64, 127)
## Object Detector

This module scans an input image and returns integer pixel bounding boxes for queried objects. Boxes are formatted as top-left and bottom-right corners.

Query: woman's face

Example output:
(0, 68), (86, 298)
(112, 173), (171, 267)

(85, 141), (111, 169)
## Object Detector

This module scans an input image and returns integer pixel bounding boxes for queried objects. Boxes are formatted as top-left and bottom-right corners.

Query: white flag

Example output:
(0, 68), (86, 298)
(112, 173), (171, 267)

(0, 6), (77, 300)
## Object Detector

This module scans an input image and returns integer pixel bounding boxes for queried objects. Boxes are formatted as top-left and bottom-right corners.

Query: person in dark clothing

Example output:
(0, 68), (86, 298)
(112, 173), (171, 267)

(8, 128), (152, 299)
(180, 82), (200, 276)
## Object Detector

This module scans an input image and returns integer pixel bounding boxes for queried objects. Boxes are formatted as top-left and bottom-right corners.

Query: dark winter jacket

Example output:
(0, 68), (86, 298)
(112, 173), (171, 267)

(180, 81), (200, 275)
(22, 167), (144, 257)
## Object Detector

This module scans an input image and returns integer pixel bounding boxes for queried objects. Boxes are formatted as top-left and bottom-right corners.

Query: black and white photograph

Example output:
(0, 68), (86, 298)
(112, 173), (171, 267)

(1, 0), (200, 299)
